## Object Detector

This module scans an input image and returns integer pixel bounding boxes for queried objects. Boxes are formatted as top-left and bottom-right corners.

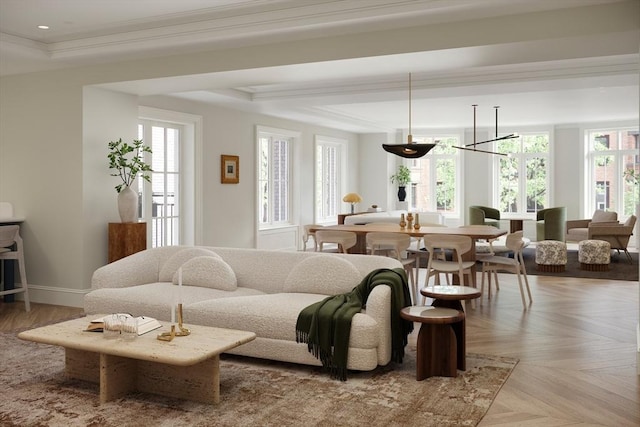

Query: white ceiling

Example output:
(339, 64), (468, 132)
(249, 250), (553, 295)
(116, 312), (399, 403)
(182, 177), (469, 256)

(1, 0), (638, 133)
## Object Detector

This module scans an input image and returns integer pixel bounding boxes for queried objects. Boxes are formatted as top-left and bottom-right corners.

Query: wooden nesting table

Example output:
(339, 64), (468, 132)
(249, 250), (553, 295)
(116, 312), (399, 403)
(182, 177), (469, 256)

(18, 316), (256, 404)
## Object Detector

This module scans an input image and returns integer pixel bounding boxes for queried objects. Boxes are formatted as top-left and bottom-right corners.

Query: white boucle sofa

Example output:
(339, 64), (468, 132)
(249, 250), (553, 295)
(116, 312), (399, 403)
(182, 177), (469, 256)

(85, 246), (404, 372)
(343, 210), (445, 225)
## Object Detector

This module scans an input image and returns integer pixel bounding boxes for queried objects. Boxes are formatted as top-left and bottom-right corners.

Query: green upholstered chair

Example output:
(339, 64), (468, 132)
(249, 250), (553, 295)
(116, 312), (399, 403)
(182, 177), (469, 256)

(469, 206), (501, 228)
(536, 207), (566, 242)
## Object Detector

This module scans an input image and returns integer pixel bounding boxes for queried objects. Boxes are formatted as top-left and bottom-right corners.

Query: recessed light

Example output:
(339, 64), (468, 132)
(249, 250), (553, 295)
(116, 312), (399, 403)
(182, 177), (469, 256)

(37, 25), (50, 30)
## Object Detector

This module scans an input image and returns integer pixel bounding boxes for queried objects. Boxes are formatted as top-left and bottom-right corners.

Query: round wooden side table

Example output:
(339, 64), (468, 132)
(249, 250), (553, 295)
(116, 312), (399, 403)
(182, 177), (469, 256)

(400, 306), (465, 380)
(420, 285), (481, 371)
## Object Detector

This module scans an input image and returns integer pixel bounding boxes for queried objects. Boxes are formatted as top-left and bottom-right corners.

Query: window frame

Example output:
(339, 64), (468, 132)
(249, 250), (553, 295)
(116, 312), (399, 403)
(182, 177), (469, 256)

(492, 128), (551, 215)
(314, 135), (346, 224)
(256, 125), (299, 230)
(405, 132), (462, 218)
(585, 127), (639, 217)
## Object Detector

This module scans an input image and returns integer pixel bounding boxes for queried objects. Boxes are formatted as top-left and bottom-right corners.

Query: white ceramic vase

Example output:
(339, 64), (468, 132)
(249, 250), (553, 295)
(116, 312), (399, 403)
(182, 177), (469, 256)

(117, 185), (138, 223)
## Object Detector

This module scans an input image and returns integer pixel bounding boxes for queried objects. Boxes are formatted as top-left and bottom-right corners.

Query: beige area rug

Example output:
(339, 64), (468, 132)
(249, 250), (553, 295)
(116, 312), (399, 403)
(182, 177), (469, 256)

(1, 332), (517, 427)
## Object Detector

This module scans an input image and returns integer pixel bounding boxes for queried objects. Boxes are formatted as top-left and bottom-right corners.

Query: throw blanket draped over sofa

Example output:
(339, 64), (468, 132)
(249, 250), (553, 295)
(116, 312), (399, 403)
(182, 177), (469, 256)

(85, 246), (408, 372)
(296, 268), (413, 380)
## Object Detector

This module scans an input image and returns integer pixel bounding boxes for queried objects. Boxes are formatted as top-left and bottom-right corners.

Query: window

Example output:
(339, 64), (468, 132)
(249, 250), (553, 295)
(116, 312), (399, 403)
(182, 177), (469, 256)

(258, 127), (295, 228)
(315, 136), (345, 223)
(409, 135), (460, 215)
(494, 132), (549, 214)
(138, 121), (181, 247)
(586, 128), (639, 216)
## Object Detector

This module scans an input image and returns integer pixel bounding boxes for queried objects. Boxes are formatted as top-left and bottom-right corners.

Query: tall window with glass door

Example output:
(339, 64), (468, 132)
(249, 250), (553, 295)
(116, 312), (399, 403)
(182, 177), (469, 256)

(258, 131), (292, 228)
(586, 128), (639, 216)
(138, 122), (181, 247)
(494, 133), (549, 214)
(409, 135), (460, 215)
(315, 138), (343, 223)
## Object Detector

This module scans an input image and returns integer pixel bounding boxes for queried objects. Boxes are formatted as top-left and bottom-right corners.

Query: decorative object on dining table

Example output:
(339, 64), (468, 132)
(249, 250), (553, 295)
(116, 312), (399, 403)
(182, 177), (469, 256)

(414, 213), (421, 230)
(406, 212), (414, 229)
(107, 138), (152, 223)
(399, 213), (406, 228)
(382, 73), (437, 159)
(390, 165), (411, 202)
(221, 154), (240, 184)
(342, 193), (362, 214)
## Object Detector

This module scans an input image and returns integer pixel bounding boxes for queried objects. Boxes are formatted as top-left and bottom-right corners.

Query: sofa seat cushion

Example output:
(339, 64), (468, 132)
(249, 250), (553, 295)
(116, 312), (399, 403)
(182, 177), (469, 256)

(83, 282), (265, 320)
(185, 293), (379, 349)
(566, 228), (589, 242)
(172, 256), (237, 291)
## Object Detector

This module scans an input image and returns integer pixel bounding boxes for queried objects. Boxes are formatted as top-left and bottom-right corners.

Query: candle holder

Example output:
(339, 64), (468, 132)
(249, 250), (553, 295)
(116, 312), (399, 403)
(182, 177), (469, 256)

(157, 303), (191, 341)
(176, 303), (191, 336)
(157, 324), (176, 341)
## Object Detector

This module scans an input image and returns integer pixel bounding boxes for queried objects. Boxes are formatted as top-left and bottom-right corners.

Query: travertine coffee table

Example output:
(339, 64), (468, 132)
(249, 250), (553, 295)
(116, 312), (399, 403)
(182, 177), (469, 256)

(18, 315), (256, 404)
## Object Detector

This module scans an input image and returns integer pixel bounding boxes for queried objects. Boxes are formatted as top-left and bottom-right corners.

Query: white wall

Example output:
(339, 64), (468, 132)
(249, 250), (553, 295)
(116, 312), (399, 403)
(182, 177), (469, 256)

(137, 95), (358, 249)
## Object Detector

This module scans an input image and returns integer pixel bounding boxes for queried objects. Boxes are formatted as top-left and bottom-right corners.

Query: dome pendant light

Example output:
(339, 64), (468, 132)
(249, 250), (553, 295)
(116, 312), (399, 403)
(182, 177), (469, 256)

(382, 73), (436, 158)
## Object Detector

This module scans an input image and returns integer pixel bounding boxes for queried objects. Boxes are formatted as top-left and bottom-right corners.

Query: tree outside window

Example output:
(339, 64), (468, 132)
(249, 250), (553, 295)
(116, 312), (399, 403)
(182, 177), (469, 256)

(409, 135), (460, 215)
(587, 129), (639, 217)
(495, 133), (549, 214)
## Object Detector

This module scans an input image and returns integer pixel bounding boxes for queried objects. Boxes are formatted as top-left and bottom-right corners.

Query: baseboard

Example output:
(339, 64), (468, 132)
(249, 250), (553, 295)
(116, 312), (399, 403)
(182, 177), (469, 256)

(13, 285), (88, 308)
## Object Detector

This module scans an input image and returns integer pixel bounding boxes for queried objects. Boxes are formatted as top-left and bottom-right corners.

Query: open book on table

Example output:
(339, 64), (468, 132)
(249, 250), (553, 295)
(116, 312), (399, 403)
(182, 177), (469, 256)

(86, 314), (163, 335)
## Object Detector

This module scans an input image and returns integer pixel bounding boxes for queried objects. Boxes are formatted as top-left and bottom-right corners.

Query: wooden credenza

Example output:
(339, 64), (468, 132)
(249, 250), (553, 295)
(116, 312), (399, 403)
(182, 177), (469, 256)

(108, 222), (147, 263)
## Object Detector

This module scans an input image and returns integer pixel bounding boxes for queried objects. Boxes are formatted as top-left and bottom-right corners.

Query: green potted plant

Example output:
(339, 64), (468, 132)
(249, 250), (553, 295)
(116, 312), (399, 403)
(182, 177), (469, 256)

(390, 165), (411, 201)
(108, 138), (152, 222)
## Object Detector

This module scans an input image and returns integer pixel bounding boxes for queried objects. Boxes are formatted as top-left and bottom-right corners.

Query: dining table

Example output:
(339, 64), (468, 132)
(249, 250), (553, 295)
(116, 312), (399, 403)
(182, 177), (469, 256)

(310, 223), (507, 286)
(312, 223), (506, 256)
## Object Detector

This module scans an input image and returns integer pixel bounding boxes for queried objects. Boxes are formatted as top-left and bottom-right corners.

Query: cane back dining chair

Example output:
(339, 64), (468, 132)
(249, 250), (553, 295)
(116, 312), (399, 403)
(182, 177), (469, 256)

(479, 230), (531, 309)
(0, 225), (30, 311)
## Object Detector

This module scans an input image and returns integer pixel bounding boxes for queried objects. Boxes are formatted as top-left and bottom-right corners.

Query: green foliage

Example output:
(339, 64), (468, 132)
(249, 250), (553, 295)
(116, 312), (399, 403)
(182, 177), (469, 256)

(624, 168), (639, 186)
(390, 165), (411, 186)
(107, 138), (152, 193)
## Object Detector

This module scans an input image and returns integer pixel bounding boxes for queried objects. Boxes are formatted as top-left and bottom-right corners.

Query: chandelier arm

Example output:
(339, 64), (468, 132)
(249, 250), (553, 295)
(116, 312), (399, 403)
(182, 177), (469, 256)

(453, 145), (509, 156)
(464, 133), (518, 147)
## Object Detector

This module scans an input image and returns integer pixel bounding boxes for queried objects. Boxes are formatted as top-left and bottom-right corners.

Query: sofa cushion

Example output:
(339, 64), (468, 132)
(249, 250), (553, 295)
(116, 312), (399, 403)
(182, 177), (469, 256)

(172, 256), (237, 291)
(185, 293), (379, 349)
(159, 248), (220, 282)
(83, 282), (266, 321)
(592, 210), (617, 223)
(283, 255), (362, 295)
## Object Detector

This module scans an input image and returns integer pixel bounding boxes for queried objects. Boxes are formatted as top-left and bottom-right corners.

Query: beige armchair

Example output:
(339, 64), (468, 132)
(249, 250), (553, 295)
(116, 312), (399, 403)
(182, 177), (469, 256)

(587, 215), (636, 263)
(565, 210), (618, 242)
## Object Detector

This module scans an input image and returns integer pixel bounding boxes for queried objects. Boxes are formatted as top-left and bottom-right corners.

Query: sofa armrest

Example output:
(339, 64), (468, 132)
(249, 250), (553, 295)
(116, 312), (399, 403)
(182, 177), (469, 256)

(566, 219), (591, 232)
(362, 284), (392, 365)
(589, 224), (633, 237)
(91, 249), (161, 290)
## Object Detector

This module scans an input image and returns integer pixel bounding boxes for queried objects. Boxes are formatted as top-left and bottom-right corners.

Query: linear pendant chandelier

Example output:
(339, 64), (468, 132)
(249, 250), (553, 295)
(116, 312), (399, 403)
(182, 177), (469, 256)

(454, 105), (517, 156)
(382, 73), (436, 158)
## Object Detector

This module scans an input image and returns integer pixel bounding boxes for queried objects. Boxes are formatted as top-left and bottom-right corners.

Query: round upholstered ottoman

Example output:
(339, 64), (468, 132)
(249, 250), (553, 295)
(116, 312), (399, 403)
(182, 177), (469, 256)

(535, 240), (567, 272)
(578, 240), (610, 271)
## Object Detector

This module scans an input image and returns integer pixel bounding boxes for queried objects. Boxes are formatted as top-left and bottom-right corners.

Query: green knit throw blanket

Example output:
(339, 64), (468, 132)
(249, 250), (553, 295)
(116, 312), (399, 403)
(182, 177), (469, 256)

(295, 267), (414, 381)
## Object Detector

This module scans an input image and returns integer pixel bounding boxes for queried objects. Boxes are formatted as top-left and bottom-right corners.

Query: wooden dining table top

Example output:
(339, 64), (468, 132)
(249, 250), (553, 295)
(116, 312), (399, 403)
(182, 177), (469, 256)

(312, 223), (507, 240)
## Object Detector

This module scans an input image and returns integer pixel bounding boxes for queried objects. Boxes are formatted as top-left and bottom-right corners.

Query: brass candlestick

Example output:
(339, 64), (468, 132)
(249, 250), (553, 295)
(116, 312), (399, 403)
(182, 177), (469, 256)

(157, 303), (191, 341)
(157, 324), (176, 341)
(176, 303), (191, 336)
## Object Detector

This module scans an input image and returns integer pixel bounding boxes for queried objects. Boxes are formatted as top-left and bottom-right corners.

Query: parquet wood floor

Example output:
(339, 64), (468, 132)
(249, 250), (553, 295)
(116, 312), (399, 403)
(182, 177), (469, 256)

(1, 274), (638, 426)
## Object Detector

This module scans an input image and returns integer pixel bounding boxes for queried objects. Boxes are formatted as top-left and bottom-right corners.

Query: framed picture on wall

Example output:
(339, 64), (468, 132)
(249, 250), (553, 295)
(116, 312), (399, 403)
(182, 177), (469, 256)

(221, 155), (239, 184)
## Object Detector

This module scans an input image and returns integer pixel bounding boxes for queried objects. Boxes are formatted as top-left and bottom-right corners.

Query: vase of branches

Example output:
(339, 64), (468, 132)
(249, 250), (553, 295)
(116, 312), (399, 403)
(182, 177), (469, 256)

(108, 138), (152, 223)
